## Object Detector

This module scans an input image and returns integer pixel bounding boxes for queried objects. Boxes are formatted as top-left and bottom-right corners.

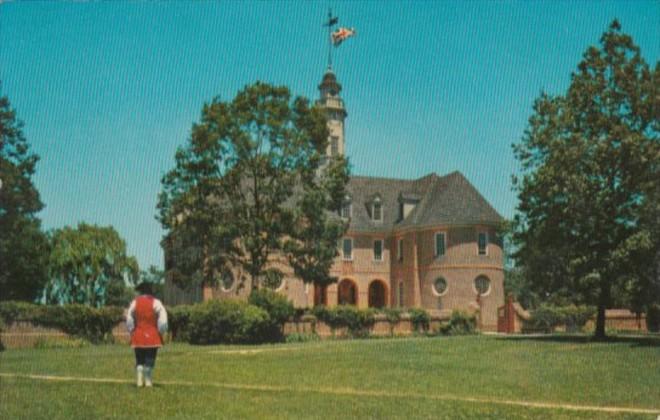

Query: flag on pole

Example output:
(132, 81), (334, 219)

(331, 27), (356, 46)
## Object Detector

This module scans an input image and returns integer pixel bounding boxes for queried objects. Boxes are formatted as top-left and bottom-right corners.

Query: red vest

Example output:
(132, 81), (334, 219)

(130, 295), (163, 348)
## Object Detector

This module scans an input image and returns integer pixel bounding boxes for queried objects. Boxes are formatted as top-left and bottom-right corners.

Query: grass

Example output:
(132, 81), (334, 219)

(1, 335), (659, 419)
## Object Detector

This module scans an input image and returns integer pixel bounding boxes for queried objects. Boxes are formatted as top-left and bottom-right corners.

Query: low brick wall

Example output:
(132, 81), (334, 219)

(1, 321), (130, 349)
(283, 312), (453, 338)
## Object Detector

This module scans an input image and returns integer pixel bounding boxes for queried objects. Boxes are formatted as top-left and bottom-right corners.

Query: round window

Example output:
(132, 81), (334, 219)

(474, 275), (491, 295)
(264, 270), (284, 291)
(220, 270), (234, 291)
(433, 277), (448, 295)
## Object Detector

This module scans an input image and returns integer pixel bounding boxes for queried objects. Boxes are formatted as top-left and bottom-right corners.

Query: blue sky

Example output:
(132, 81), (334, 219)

(1, 1), (658, 270)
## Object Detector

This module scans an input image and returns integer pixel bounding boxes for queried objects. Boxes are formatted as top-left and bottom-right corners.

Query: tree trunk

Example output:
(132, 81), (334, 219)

(594, 304), (606, 340)
(594, 282), (610, 340)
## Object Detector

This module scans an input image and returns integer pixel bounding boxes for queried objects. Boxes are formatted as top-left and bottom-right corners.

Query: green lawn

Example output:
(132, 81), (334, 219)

(1, 335), (659, 419)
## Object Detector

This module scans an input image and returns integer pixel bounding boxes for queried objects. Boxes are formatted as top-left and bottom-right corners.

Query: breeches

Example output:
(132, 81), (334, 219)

(134, 348), (158, 368)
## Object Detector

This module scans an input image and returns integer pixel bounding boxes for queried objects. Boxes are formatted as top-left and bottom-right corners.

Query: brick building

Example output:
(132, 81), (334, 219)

(164, 69), (505, 330)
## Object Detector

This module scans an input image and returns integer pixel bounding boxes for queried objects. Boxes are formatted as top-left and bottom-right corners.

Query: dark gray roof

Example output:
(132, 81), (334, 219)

(346, 171), (502, 233)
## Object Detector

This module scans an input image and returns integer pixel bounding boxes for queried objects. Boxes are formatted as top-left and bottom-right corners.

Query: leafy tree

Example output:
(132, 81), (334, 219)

(0, 92), (50, 301)
(158, 82), (349, 291)
(512, 21), (659, 339)
(42, 223), (139, 307)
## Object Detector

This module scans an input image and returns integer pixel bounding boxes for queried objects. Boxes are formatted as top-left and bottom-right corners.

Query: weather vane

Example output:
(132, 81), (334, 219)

(323, 9), (356, 70)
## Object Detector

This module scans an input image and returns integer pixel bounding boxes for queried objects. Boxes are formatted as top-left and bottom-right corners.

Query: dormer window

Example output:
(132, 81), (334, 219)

(372, 198), (382, 222)
(340, 195), (352, 219)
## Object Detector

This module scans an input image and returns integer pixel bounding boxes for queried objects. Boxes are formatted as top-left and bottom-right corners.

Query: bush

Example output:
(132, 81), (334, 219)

(0, 301), (39, 324)
(248, 288), (295, 326)
(647, 304), (660, 333)
(439, 310), (476, 335)
(312, 306), (376, 338)
(408, 308), (430, 333)
(186, 300), (276, 345)
(560, 305), (596, 332)
(382, 308), (402, 336)
(31, 305), (124, 343)
(525, 304), (595, 333)
(168, 305), (193, 342)
(0, 302), (123, 343)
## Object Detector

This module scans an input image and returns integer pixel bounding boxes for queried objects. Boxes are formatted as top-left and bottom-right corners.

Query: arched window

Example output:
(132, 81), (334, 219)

(474, 275), (491, 296)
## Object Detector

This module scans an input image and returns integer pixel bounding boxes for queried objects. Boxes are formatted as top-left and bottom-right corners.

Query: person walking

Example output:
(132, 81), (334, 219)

(126, 282), (168, 387)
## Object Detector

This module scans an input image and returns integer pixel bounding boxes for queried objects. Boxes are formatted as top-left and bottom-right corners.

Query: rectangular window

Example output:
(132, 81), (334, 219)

(374, 239), (383, 261)
(373, 202), (382, 221)
(397, 238), (403, 262)
(330, 136), (339, 157)
(399, 282), (404, 307)
(478, 232), (488, 255)
(342, 238), (353, 260)
(435, 233), (446, 257)
(341, 202), (351, 219)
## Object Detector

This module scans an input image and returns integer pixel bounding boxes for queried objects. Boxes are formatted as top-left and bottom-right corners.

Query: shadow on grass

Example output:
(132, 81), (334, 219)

(495, 333), (660, 347)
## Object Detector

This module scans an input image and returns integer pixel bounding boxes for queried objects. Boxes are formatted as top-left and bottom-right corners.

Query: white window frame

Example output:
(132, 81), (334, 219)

(342, 238), (353, 261)
(473, 275), (492, 296)
(373, 239), (384, 261)
(432, 277), (449, 297)
(435, 232), (446, 257)
(397, 238), (403, 262)
(341, 202), (352, 219)
(372, 200), (383, 222)
(478, 232), (488, 256)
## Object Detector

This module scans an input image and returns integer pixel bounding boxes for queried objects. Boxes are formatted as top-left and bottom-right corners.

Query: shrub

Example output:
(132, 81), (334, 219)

(525, 305), (564, 333)
(647, 304), (660, 333)
(312, 306), (376, 338)
(560, 305), (596, 332)
(31, 305), (124, 343)
(0, 302), (123, 343)
(439, 310), (477, 335)
(525, 304), (595, 333)
(248, 288), (295, 326)
(168, 305), (193, 342)
(382, 308), (402, 336)
(186, 300), (275, 345)
(0, 301), (39, 324)
(408, 308), (430, 333)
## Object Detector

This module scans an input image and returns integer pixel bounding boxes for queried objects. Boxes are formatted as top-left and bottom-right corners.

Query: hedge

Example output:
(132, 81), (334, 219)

(0, 301), (123, 343)
(186, 300), (277, 345)
(439, 310), (476, 335)
(408, 308), (431, 333)
(312, 305), (376, 338)
(524, 304), (596, 333)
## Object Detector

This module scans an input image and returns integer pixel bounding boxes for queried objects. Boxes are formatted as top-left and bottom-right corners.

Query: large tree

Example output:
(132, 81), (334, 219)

(158, 82), (349, 291)
(0, 92), (50, 301)
(512, 21), (659, 339)
(42, 223), (139, 307)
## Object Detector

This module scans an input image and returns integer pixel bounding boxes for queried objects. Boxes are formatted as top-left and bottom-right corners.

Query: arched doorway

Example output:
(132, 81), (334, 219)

(337, 279), (357, 305)
(368, 280), (387, 308)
